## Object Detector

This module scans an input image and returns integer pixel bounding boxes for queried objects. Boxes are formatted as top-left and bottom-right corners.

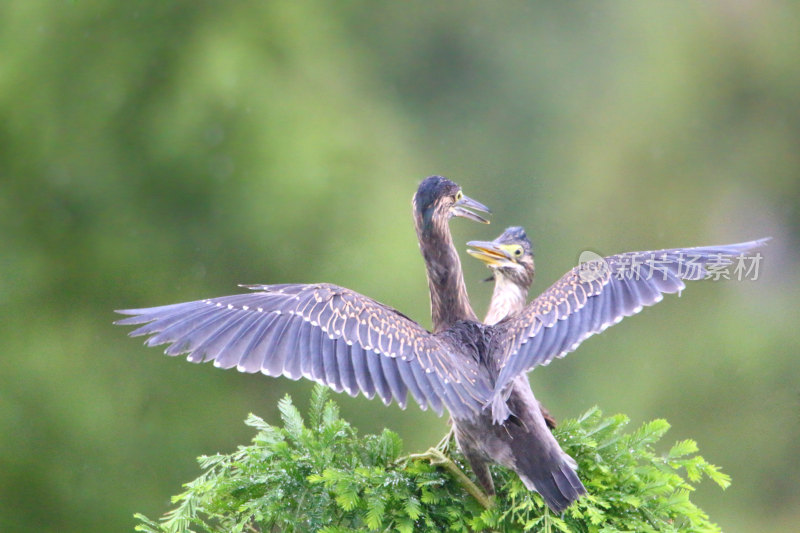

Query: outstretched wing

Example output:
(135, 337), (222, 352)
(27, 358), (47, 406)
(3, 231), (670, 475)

(116, 283), (490, 419)
(489, 239), (767, 422)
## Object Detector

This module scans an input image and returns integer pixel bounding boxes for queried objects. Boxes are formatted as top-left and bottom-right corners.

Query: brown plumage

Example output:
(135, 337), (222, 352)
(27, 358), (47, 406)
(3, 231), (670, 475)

(115, 175), (767, 513)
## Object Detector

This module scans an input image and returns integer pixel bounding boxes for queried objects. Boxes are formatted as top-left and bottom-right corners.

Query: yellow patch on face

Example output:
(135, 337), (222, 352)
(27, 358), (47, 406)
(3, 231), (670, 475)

(498, 244), (524, 260)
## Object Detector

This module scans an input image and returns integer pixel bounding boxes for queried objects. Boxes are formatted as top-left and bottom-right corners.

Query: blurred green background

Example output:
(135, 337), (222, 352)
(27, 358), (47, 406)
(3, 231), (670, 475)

(1, 2), (798, 531)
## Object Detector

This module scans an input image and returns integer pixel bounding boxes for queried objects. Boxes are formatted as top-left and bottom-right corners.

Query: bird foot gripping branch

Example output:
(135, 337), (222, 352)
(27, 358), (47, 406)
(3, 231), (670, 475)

(403, 447), (494, 510)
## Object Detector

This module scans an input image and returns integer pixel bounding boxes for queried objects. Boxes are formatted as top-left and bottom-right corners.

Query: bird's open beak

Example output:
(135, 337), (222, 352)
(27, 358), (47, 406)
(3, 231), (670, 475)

(452, 194), (491, 224)
(466, 240), (513, 266)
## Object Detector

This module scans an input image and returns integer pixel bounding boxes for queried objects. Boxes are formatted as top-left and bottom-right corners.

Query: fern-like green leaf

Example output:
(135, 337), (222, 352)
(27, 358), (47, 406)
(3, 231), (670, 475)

(278, 394), (305, 439)
(365, 494), (385, 529)
(404, 495), (422, 520)
(309, 384), (329, 429)
(335, 484), (360, 511)
(668, 438), (699, 459)
(703, 462), (732, 490)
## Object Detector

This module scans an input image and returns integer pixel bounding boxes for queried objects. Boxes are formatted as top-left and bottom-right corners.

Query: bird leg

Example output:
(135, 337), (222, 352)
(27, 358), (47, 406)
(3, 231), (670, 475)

(404, 447), (493, 509)
(460, 448), (496, 499)
(435, 421), (455, 453)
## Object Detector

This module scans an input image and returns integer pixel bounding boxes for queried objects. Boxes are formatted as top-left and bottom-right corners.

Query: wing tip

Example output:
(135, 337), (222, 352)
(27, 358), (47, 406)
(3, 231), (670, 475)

(113, 313), (151, 326)
(239, 284), (267, 291)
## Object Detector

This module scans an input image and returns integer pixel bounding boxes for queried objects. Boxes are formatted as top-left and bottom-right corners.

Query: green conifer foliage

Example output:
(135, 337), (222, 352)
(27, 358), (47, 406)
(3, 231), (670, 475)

(136, 385), (729, 533)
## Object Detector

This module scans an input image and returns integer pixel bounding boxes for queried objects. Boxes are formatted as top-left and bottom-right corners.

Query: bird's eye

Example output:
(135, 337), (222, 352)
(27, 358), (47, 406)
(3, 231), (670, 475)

(455, 190), (463, 202)
(513, 247), (523, 256)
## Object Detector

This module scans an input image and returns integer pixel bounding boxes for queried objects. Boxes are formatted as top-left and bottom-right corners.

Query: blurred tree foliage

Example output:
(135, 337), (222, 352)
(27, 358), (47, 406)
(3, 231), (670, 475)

(0, 2), (797, 532)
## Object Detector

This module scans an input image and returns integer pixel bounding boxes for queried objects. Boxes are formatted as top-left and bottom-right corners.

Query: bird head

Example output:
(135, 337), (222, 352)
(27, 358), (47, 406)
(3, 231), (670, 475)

(467, 226), (535, 287)
(413, 176), (491, 232)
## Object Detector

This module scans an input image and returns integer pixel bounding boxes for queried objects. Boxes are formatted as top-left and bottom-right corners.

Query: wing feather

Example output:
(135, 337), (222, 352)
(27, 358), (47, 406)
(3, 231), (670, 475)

(283, 318), (310, 380)
(336, 340), (358, 397)
(350, 343), (375, 399)
(319, 334), (338, 389)
(183, 310), (241, 363)
(367, 349), (392, 405)
(213, 312), (263, 370)
(411, 363), (444, 416)
(255, 316), (290, 376)
(145, 307), (225, 351)
(380, 354), (408, 408)
(395, 359), (428, 410)
(268, 317), (304, 377)
(196, 312), (254, 363)
(326, 339), (344, 392)
(309, 327), (328, 383)
(236, 312), (281, 373)
(299, 320), (318, 377)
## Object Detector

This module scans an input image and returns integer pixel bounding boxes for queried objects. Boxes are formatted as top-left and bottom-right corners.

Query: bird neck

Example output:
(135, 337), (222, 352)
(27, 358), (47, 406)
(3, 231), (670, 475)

(417, 220), (478, 333)
(484, 275), (528, 325)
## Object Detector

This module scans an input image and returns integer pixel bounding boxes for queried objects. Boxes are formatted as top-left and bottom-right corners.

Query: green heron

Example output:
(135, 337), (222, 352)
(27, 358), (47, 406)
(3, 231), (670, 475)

(116, 176), (767, 513)
(467, 225), (557, 430)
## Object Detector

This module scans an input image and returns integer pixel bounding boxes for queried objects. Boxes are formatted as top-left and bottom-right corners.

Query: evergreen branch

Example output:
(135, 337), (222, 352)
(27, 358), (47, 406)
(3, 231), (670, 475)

(136, 385), (729, 532)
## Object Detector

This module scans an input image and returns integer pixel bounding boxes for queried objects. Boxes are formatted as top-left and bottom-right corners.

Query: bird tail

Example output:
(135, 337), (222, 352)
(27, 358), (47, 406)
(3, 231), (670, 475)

(516, 448), (586, 513)
(489, 387), (513, 424)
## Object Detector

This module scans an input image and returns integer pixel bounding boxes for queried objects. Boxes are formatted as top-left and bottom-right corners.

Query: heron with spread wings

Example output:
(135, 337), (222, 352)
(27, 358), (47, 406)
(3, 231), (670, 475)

(116, 175), (766, 513)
